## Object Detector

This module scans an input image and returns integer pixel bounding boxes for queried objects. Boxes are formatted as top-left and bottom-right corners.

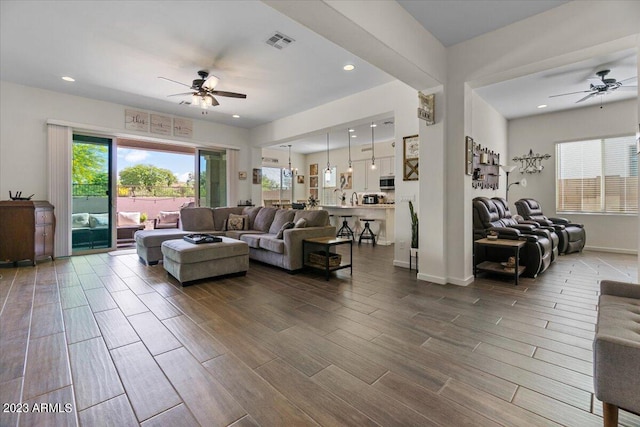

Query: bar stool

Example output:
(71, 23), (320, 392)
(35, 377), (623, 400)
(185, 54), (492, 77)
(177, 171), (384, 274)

(336, 215), (355, 240)
(358, 219), (376, 246)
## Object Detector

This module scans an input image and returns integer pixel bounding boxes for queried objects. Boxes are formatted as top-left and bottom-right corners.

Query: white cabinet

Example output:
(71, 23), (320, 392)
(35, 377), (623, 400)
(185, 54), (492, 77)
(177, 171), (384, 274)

(378, 157), (394, 177)
(352, 160), (367, 192)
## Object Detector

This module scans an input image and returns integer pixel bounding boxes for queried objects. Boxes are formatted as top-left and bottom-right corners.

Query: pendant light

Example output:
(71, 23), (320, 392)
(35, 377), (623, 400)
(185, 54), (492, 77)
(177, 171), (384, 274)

(370, 122), (376, 170)
(287, 144), (297, 175)
(347, 128), (353, 172)
(324, 133), (332, 182)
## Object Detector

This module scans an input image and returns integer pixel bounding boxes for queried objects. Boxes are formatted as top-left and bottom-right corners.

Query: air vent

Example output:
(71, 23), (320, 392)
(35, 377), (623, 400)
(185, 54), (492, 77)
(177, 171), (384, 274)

(266, 32), (295, 50)
(262, 157), (279, 164)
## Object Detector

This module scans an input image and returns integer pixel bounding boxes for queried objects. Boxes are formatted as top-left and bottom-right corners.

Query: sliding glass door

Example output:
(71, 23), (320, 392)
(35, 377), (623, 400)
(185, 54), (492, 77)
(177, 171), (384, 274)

(197, 149), (227, 207)
(72, 135), (113, 252)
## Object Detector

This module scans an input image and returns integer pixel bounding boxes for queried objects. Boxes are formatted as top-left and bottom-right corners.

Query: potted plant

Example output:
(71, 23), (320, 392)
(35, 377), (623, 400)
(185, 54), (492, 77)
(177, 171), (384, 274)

(409, 200), (418, 248)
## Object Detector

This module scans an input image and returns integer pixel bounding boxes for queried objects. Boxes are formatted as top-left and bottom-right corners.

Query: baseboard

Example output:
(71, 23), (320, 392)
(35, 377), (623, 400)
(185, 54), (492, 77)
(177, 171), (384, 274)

(584, 246), (637, 255)
(393, 260), (410, 269)
(417, 272), (447, 284)
(446, 275), (474, 287)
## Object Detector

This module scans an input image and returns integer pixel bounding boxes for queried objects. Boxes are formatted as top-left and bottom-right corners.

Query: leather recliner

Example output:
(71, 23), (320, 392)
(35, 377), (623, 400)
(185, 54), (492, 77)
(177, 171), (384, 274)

(492, 197), (559, 262)
(515, 198), (586, 254)
(473, 197), (553, 278)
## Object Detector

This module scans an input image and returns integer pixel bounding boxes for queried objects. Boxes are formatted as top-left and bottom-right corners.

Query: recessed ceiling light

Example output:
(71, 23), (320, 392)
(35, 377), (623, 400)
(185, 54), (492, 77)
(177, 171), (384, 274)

(348, 129), (355, 132)
(537, 104), (548, 109)
(343, 64), (355, 71)
(351, 135), (357, 138)
(370, 123), (377, 128)
(62, 76), (75, 82)
(232, 114), (240, 118)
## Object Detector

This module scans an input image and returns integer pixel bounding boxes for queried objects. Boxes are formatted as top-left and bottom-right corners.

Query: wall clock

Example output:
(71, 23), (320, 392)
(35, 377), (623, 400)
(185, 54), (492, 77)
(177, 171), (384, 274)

(403, 135), (419, 181)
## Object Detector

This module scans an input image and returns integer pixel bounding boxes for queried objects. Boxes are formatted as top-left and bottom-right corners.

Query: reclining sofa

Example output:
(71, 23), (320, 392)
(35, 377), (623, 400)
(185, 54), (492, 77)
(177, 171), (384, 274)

(473, 197), (554, 278)
(135, 206), (335, 271)
(515, 198), (586, 254)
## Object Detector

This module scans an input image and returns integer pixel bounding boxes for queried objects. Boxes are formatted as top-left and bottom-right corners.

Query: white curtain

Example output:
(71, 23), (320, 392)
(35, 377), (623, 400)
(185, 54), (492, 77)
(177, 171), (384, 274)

(47, 124), (72, 257)
(227, 149), (239, 206)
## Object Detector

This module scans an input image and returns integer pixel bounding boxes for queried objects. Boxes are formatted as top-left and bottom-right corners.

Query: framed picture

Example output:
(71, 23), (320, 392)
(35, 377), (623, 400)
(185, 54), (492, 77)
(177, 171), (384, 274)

(309, 176), (318, 188)
(173, 117), (193, 138)
(465, 136), (474, 175)
(297, 175), (305, 184)
(252, 168), (262, 184)
(310, 163), (318, 176)
(239, 171), (247, 180)
(403, 135), (419, 181)
(417, 92), (435, 125)
(340, 172), (352, 189)
(310, 188), (318, 199)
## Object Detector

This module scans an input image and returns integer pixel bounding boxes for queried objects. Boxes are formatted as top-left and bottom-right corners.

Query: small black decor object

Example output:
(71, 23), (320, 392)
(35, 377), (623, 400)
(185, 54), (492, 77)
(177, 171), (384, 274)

(9, 191), (34, 201)
(183, 234), (221, 244)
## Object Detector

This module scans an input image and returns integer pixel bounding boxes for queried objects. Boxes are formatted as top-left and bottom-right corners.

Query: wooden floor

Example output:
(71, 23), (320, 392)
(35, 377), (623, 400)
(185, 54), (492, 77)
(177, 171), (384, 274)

(1, 245), (639, 427)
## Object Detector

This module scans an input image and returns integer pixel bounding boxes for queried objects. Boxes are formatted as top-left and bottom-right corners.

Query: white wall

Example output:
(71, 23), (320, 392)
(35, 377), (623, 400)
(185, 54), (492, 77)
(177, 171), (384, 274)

(508, 99), (638, 254)
(0, 81), (252, 203)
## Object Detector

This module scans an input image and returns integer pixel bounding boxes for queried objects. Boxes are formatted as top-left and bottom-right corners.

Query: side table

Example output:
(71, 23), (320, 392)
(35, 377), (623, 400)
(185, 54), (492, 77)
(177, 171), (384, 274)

(474, 238), (526, 285)
(303, 237), (352, 280)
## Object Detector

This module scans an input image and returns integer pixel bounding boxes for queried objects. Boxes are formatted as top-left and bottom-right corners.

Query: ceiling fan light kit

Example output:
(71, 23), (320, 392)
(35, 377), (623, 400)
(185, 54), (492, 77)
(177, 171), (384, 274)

(160, 70), (247, 111)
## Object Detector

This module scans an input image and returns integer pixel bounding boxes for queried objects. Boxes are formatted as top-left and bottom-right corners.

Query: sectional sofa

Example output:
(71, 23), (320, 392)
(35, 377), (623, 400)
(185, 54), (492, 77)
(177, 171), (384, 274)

(135, 206), (335, 271)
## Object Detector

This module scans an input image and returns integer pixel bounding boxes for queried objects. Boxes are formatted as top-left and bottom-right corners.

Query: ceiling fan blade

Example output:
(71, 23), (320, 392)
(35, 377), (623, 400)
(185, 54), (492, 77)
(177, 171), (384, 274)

(211, 95), (219, 107)
(158, 76), (191, 88)
(549, 90), (592, 98)
(211, 90), (247, 99)
(616, 86), (638, 91)
(167, 92), (194, 97)
(576, 93), (597, 103)
(618, 76), (638, 84)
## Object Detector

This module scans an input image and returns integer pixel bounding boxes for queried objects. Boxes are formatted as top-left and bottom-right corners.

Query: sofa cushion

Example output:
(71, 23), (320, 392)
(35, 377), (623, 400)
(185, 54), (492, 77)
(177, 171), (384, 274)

(225, 230), (265, 240)
(242, 206), (262, 229)
(117, 211), (140, 226)
(254, 207), (278, 232)
(276, 221), (295, 239)
(597, 295), (640, 343)
(293, 210), (329, 227)
(259, 236), (285, 254)
(181, 208), (215, 231)
(72, 213), (90, 228)
(240, 234), (263, 249)
(212, 207), (245, 231)
(294, 218), (307, 228)
(89, 213), (109, 228)
(269, 209), (296, 234)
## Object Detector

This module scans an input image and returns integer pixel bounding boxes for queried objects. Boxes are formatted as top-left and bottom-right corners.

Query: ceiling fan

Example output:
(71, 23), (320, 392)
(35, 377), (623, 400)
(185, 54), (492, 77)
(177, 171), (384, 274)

(549, 69), (637, 103)
(159, 70), (246, 110)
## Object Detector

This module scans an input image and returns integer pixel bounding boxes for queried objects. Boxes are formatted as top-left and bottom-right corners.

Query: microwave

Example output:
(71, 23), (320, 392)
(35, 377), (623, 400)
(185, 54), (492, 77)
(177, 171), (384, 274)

(380, 176), (395, 190)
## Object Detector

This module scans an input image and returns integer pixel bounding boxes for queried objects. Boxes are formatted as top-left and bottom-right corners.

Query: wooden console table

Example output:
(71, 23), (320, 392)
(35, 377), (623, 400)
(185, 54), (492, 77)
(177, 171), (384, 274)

(474, 238), (525, 285)
(303, 237), (352, 281)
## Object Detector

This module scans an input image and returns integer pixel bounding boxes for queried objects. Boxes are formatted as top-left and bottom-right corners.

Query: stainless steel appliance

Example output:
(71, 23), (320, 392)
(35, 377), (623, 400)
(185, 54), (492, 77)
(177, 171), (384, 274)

(363, 194), (379, 204)
(380, 176), (395, 190)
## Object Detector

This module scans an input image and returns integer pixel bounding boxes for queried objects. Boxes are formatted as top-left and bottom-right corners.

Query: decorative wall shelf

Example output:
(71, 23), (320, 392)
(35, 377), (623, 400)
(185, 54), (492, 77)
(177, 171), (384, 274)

(471, 143), (500, 190)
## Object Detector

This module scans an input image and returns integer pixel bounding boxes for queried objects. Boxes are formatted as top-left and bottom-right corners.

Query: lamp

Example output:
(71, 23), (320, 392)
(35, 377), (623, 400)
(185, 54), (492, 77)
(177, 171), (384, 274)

(502, 163), (527, 201)
(324, 133), (332, 183)
(513, 149), (551, 174)
(370, 122), (376, 170)
(347, 129), (353, 172)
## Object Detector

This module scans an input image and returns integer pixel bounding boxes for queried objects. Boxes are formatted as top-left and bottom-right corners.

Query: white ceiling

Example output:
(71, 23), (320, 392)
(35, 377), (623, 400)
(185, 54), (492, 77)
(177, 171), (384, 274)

(1, 1), (636, 154)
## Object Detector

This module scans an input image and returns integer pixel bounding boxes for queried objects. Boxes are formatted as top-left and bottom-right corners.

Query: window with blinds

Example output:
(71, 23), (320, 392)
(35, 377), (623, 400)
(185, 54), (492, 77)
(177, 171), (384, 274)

(556, 136), (638, 214)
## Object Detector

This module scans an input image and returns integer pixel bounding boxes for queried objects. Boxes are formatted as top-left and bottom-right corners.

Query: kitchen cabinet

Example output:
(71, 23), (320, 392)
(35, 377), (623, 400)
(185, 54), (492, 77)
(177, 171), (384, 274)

(352, 159), (381, 192)
(0, 201), (55, 265)
(378, 157), (394, 177)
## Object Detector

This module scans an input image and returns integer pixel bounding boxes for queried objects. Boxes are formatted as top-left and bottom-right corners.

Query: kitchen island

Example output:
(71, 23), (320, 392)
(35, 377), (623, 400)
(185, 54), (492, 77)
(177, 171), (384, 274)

(320, 204), (395, 245)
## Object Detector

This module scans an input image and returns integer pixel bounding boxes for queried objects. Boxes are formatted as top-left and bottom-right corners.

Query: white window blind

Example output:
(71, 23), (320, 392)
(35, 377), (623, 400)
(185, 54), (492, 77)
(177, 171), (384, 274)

(556, 136), (638, 214)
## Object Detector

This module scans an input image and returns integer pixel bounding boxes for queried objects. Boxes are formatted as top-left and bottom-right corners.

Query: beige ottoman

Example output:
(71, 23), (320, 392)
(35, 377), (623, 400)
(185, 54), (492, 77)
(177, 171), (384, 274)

(161, 237), (249, 285)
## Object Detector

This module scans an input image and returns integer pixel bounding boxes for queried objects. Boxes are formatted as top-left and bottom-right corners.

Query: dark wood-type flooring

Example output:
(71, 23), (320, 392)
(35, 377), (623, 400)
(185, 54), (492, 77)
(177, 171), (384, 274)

(1, 244), (639, 427)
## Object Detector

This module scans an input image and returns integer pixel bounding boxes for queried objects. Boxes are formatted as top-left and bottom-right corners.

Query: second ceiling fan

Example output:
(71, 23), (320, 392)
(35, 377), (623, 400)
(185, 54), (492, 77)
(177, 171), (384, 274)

(159, 70), (247, 109)
(550, 69), (637, 103)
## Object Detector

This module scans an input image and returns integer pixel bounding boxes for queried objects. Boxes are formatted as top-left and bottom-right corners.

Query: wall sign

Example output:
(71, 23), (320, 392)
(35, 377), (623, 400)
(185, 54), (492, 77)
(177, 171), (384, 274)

(150, 114), (172, 135)
(173, 117), (193, 138)
(124, 109), (149, 132)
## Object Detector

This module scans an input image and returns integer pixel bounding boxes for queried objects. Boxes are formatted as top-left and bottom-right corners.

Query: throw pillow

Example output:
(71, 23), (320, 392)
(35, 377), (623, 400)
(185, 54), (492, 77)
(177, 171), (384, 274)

(294, 218), (307, 228)
(117, 211), (140, 226)
(276, 221), (295, 239)
(227, 216), (245, 231)
(228, 213), (250, 230)
(72, 213), (90, 228)
(89, 213), (109, 228)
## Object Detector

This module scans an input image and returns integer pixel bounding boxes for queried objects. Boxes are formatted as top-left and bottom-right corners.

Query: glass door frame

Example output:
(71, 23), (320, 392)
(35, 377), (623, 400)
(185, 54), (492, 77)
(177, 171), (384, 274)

(71, 134), (116, 254)
(196, 148), (228, 207)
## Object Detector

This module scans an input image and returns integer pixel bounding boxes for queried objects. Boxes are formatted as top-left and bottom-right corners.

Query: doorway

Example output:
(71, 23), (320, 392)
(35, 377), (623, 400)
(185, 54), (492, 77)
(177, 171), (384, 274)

(198, 150), (227, 207)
